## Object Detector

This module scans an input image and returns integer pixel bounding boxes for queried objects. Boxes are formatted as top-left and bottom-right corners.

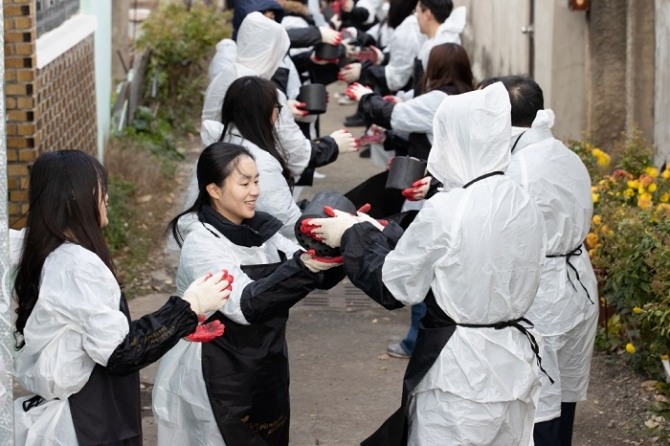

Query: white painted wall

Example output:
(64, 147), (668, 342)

(81, 0), (112, 161)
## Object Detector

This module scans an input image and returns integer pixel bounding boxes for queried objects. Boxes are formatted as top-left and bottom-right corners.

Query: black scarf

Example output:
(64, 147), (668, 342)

(198, 205), (283, 248)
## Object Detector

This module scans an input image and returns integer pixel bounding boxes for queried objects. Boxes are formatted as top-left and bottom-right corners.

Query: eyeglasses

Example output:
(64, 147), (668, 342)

(274, 103), (283, 113)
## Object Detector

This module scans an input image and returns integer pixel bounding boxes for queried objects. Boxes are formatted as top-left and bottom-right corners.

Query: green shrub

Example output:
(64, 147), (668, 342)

(136, 4), (231, 106)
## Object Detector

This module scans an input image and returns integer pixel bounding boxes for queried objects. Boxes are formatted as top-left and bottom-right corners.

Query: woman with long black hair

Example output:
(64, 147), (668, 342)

(12, 150), (231, 446)
(153, 142), (344, 446)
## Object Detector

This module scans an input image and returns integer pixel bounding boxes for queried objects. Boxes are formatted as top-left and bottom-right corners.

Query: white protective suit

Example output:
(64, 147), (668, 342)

(12, 237), (130, 446)
(195, 120), (302, 241)
(201, 12), (311, 179)
(507, 110), (599, 422)
(207, 39), (237, 82)
(153, 216), (301, 446)
(380, 83), (546, 445)
(390, 89), (448, 143)
(385, 14), (425, 92)
(418, 6), (467, 69)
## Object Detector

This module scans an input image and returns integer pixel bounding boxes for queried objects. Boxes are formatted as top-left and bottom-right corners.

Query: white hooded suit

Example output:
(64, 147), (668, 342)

(340, 83), (547, 445)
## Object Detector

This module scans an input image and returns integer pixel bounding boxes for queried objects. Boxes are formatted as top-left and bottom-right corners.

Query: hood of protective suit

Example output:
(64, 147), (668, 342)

(236, 12), (290, 79)
(232, 0), (285, 39)
(428, 81), (511, 190)
(438, 5), (466, 42)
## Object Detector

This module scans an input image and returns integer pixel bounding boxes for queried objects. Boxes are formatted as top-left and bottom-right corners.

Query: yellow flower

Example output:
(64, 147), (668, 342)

(632, 306), (643, 314)
(648, 183), (657, 193)
(592, 193), (599, 203)
(656, 203), (670, 218)
(627, 180), (640, 189)
(588, 248), (596, 257)
(645, 167), (659, 178)
(600, 224), (613, 235)
(586, 232), (599, 247)
(591, 148), (611, 167)
(662, 169), (670, 179)
(623, 188), (635, 199)
(625, 343), (636, 354)
(638, 194), (652, 209)
(660, 192), (670, 203)
(592, 215), (602, 226)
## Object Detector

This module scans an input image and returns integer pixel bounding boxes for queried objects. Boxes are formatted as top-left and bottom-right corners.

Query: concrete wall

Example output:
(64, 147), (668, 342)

(453, 0), (530, 81)
(656, 0), (670, 166)
(454, 0), (587, 141)
(81, 0), (112, 161)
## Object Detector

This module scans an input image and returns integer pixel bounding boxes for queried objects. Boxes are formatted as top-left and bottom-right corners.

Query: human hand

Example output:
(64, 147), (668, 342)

(338, 63), (362, 83)
(300, 249), (344, 273)
(354, 203), (386, 230)
(341, 0), (354, 13)
(343, 40), (358, 59)
(183, 270), (233, 315)
(382, 95), (399, 104)
(345, 82), (373, 101)
(370, 46), (384, 65)
(288, 99), (309, 118)
(299, 206), (360, 248)
(185, 320), (225, 342)
(319, 26), (343, 45)
(401, 176), (431, 201)
(329, 129), (359, 153)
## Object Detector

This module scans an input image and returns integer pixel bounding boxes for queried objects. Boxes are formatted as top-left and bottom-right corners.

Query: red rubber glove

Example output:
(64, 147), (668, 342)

(401, 176), (431, 201)
(185, 320), (225, 342)
(301, 249), (344, 273)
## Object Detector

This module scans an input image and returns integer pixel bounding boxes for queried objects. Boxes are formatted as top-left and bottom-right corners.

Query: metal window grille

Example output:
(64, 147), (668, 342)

(36, 0), (80, 37)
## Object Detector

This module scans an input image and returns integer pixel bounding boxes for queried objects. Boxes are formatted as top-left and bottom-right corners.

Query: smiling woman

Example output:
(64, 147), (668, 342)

(155, 142), (346, 446)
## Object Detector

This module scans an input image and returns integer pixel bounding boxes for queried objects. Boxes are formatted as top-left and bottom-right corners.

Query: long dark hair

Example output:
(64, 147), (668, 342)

(422, 43), (474, 95)
(168, 142), (255, 247)
(219, 76), (293, 186)
(14, 150), (116, 334)
(387, 0), (418, 29)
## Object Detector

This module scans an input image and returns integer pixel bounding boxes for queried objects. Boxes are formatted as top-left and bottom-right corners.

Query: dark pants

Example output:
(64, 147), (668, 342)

(533, 402), (577, 446)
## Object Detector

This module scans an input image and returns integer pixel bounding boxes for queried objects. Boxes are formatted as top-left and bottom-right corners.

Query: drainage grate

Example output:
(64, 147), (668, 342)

(295, 282), (376, 310)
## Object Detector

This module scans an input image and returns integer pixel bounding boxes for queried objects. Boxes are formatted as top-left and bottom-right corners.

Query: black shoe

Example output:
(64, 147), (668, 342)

(359, 147), (371, 158)
(344, 113), (366, 127)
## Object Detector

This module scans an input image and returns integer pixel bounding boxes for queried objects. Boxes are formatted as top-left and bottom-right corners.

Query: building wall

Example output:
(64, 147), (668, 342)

(3, 0), (98, 225)
(4, 0), (38, 221)
(655, 0), (670, 166)
(81, 0), (112, 160)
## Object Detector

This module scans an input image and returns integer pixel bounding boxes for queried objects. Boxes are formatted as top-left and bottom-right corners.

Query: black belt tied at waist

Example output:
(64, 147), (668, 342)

(547, 245), (594, 304)
(361, 291), (551, 446)
(455, 317), (554, 385)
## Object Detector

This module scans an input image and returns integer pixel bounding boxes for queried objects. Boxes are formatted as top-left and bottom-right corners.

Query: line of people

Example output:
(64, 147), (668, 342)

(7, 1), (598, 445)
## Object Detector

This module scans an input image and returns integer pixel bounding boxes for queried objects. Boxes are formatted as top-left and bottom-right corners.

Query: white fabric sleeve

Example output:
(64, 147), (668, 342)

(381, 200), (447, 305)
(385, 18), (424, 91)
(390, 90), (447, 134)
(276, 90), (311, 178)
(254, 152), (302, 242)
(208, 39), (237, 83)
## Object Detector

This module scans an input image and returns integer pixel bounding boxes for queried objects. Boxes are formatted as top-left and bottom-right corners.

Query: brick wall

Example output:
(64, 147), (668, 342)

(3, 0), (98, 226)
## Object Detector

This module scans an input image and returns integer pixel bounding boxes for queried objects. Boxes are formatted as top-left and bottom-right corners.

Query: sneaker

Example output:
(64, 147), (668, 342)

(386, 342), (410, 359)
(344, 113), (366, 127)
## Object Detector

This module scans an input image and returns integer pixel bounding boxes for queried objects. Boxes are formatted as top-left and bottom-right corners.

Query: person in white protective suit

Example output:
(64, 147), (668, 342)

(200, 76), (349, 241)
(301, 83), (549, 446)
(11, 150), (231, 446)
(414, 0), (466, 95)
(153, 142), (344, 446)
(201, 12), (357, 186)
(481, 75), (599, 446)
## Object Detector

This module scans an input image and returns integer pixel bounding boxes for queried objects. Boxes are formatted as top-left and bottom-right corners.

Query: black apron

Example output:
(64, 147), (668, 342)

(361, 291), (456, 446)
(68, 293), (142, 446)
(202, 259), (291, 446)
